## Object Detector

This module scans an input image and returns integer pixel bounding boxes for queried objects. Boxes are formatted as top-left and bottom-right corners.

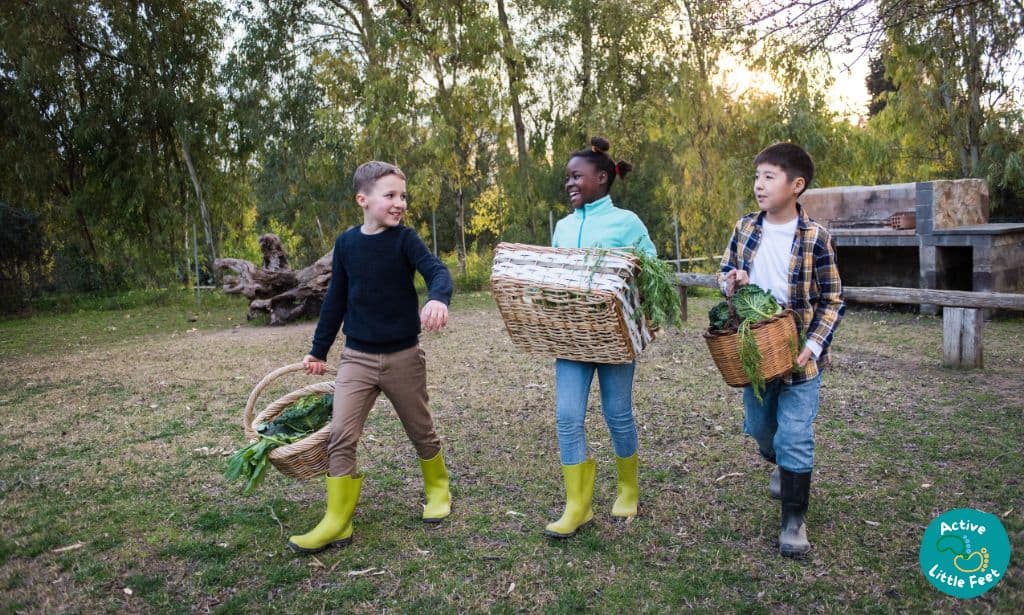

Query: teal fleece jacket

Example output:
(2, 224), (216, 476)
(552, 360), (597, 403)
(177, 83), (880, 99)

(551, 195), (657, 255)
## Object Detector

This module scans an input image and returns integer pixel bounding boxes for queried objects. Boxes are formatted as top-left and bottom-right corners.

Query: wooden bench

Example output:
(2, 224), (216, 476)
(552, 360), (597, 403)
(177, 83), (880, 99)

(675, 273), (1024, 369)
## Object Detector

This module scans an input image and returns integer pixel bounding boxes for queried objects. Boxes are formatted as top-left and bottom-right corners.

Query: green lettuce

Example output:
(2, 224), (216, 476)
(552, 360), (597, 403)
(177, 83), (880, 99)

(731, 285), (781, 322)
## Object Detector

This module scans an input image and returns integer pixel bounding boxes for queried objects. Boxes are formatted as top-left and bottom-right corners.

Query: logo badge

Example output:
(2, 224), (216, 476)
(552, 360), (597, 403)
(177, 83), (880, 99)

(919, 508), (1011, 598)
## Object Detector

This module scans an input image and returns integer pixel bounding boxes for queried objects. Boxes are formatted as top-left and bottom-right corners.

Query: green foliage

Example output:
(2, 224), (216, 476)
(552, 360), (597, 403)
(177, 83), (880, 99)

(708, 301), (733, 331)
(630, 249), (683, 330)
(225, 393), (333, 495)
(258, 393), (333, 437)
(0, 203), (46, 310)
(414, 250), (492, 295)
(0, 0), (229, 291)
(3, 0), (1021, 295)
(732, 284), (782, 323)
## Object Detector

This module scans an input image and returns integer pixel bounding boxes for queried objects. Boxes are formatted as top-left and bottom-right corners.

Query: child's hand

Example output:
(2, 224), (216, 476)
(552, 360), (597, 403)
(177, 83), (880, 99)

(795, 347), (814, 367)
(303, 354), (327, 375)
(724, 269), (749, 296)
(420, 300), (449, 332)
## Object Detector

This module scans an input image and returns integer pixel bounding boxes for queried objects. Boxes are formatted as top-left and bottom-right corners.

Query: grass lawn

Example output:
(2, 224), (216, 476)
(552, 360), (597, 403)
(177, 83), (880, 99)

(1, 289), (1021, 613)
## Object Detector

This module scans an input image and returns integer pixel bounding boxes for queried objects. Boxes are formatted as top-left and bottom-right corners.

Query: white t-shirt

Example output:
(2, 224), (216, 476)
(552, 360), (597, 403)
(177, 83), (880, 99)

(749, 218), (797, 307)
(748, 217), (822, 360)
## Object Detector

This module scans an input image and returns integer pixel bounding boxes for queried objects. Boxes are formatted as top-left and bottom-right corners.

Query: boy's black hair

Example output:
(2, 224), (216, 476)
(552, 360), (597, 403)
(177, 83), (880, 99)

(568, 136), (633, 191)
(754, 143), (815, 195)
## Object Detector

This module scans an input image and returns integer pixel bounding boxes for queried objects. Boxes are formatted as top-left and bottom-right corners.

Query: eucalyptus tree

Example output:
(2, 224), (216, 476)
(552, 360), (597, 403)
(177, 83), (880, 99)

(391, 0), (504, 272)
(878, 0), (1023, 200)
(0, 0), (226, 289)
(745, 0), (1024, 207)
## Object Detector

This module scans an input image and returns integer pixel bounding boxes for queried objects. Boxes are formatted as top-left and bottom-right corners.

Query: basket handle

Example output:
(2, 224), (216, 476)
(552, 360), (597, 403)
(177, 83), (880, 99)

(243, 362), (337, 440)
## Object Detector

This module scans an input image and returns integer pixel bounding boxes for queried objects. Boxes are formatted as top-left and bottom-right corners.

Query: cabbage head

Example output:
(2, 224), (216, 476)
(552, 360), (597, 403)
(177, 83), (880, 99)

(732, 285), (781, 323)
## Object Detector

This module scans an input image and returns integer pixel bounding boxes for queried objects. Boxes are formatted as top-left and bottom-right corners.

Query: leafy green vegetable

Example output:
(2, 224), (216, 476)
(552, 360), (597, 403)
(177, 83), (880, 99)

(259, 393), (333, 436)
(225, 393), (333, 495)
(629, 248), (682, 329)
(732, 285), (782, 322)
(738, 319), (766, 399)
(708, 301), (733, 331)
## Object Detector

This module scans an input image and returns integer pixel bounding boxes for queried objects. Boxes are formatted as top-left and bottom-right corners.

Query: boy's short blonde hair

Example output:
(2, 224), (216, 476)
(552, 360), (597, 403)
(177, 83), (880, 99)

(353, 161), (406, 194)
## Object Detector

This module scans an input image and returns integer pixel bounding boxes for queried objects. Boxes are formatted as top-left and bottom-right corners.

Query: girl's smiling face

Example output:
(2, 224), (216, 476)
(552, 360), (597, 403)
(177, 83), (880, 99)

(565, 157), (608, 208)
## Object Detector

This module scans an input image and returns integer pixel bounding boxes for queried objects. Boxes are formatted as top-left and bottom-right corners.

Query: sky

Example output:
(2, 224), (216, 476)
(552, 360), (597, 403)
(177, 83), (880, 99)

(718, 50), (873, 124)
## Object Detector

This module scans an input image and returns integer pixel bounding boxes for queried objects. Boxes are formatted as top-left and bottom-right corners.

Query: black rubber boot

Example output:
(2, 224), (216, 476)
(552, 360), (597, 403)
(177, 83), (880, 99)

(779, 468), (811, 558)
(760, 450), (780, 500)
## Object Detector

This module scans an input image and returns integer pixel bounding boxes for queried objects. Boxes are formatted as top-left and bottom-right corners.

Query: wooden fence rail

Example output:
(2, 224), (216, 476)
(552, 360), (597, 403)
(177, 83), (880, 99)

(674, 272), (1024, 369)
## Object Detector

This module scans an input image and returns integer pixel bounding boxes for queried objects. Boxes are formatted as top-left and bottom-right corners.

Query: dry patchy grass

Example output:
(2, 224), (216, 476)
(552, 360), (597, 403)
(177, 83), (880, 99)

(1, 293), (1022, 613)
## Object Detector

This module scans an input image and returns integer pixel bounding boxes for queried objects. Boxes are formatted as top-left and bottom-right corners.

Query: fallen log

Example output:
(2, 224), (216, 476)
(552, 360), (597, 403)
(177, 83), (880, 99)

(215, 233), (332, 325)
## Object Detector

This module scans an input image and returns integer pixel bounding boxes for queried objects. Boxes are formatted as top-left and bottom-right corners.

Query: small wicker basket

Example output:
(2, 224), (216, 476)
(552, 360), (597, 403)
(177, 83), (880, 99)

(703, 310), (799, 387)
(491, 243), (654, 364)
(242, 363), (335, 479)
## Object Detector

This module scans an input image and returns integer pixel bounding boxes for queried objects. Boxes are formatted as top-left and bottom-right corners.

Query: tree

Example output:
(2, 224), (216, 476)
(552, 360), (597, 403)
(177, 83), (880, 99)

(865, 50), (897, 116)
(0, 0), (228, 289)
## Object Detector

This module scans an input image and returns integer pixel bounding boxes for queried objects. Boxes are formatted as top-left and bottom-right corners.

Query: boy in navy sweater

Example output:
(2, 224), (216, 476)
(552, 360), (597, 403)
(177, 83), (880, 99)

(290, 161), (454, 554)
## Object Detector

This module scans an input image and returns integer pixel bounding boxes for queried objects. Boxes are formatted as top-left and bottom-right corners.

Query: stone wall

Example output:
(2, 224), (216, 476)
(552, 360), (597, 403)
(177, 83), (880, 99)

(931, 179), (989, 229)
(801, 183), (917, 225)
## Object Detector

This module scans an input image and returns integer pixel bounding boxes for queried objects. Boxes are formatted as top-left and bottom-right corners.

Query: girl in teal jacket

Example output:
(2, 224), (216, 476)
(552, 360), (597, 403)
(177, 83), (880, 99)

(544, 136), (656, 538)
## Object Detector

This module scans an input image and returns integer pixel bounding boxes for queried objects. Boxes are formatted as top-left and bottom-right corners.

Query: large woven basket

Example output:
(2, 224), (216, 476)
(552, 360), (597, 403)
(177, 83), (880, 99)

(242, 363), (335, 479)
(491, 242), (653, 363)
(703, 310), (798, 387)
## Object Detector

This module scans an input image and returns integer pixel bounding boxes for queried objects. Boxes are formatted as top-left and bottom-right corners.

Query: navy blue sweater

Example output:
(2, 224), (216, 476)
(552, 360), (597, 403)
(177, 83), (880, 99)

(309, 225), (453, 358)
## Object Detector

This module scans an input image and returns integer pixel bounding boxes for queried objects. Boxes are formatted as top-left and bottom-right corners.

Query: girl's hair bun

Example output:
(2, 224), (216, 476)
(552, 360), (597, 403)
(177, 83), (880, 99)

(590, 136), (610, 153)
(615, 160), (633, 179)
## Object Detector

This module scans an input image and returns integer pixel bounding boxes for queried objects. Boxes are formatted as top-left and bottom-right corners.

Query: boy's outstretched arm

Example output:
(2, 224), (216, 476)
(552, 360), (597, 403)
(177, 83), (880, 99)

(404, 228), (453, 331)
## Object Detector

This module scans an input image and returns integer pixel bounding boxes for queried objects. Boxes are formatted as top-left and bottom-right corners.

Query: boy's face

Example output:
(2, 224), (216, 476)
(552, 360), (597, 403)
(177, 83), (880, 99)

(357, 174), (407, 231)
(754, 162), (805, 217)
(565, 157), (607, 208)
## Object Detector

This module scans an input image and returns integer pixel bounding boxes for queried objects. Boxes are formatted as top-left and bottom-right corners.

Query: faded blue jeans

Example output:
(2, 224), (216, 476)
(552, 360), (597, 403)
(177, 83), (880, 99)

(554, 359), (638, 465)
(742, 374), (821, 474)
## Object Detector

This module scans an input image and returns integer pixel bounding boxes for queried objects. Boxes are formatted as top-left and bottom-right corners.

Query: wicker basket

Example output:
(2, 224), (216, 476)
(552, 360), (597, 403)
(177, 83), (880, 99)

(491, 242), (653, 363)
(703, 310), (799, 387)
(242, 363), (335, 479)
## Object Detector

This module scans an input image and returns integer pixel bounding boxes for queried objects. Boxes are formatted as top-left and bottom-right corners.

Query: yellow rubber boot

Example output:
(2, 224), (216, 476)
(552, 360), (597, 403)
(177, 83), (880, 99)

(419, 451), (451, 523)
(611, 453), (639, 518)
(544, 459), (596, 538)
(288, 474), (363, 554)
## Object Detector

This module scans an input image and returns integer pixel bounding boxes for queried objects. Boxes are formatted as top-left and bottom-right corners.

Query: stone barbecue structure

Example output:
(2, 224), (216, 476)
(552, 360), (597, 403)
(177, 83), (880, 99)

(799, 179), (1024, 303)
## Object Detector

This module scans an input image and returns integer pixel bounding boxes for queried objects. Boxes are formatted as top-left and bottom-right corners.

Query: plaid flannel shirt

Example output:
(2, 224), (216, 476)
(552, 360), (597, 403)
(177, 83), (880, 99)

(718, 204), (845, 384)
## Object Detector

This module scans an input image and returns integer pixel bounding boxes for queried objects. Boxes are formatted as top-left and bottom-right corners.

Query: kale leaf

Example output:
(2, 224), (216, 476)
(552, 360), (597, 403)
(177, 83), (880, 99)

(731, 285), (781, 323)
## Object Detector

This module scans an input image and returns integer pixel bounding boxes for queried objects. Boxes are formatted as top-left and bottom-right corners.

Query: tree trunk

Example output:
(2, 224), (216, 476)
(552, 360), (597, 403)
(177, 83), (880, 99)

(456, 186), (467, 275)
(178, 128), (217, 277)
(215, 233), (332, 326)
(577, 1), (594, 112)
(496, 0), (529, 181)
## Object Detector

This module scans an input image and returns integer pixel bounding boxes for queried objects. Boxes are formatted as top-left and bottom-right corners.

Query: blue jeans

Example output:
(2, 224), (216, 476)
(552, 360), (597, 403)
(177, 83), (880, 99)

(742, 374), (821, 474)
(555, 359), (638, 465)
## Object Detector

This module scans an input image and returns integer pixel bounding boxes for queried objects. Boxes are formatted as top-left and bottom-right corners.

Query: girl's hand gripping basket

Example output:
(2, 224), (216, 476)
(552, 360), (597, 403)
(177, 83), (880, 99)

(490, 242), (653, 363)
(242, 363), (335, 479)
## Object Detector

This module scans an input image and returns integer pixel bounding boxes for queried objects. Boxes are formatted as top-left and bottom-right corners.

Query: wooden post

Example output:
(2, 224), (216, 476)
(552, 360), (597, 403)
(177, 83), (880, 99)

(943, 307), (983, 368)
(678, 285), (688, 322)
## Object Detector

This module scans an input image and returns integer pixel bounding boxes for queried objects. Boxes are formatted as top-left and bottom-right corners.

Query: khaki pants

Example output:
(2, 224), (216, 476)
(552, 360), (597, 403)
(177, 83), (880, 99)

(327, 345), (441, 477)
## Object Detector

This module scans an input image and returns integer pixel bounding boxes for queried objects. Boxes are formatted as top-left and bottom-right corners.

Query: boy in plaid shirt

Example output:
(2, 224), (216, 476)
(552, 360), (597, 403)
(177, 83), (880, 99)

(719, 143), (845, 557)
